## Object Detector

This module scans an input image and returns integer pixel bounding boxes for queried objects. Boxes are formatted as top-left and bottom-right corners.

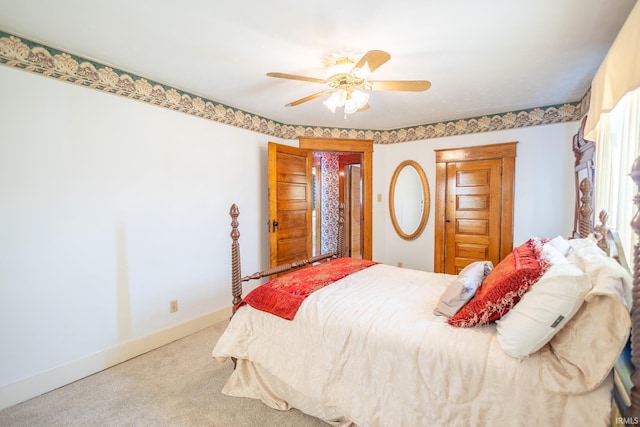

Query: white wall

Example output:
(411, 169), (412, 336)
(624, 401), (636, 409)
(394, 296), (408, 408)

(0, 63), (580, 409)
(372, 123), (580, 271)
(0, 65), (288, 409)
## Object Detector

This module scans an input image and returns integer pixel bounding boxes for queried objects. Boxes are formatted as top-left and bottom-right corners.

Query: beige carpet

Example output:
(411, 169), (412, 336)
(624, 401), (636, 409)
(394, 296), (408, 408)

(0, 321), (328, 426)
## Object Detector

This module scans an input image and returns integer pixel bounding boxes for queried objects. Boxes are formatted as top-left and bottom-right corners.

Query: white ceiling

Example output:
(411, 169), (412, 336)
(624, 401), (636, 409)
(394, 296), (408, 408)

(0, 0), (636, 131)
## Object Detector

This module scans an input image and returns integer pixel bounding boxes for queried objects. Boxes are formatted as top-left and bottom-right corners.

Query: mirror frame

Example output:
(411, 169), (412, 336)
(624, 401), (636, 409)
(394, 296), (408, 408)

(389, 160), (430, 240)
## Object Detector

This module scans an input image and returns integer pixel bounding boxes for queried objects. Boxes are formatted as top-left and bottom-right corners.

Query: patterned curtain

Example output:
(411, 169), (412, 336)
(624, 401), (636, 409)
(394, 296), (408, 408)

(319, 153), (340, 254)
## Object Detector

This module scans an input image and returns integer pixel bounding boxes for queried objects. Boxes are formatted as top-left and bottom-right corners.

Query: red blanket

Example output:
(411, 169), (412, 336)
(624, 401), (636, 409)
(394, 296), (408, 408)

(236, 257), (378, 320)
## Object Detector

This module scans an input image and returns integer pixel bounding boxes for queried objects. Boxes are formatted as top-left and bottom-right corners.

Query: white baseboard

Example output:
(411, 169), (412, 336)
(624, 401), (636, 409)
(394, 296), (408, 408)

(0, 306), (232, 411)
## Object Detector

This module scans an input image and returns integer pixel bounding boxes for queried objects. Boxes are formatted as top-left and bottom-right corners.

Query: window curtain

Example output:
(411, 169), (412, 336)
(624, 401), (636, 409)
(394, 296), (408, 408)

(584, 1), (640, 261)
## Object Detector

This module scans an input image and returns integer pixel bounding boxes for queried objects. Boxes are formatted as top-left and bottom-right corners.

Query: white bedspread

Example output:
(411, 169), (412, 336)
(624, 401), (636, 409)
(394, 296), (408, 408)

(212, 264), (613, 426)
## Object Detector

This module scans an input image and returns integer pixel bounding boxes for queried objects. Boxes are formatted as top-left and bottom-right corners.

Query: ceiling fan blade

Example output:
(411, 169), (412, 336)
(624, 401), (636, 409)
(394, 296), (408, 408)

(369, 80), (432, 92)
(353, 50), (391, 74)
(267, 72), (326, 84)
(285, 91), (330, 107)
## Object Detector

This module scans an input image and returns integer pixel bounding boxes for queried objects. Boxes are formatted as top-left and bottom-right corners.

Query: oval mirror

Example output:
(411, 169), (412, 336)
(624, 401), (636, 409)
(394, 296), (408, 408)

(389, 160), (430, 240)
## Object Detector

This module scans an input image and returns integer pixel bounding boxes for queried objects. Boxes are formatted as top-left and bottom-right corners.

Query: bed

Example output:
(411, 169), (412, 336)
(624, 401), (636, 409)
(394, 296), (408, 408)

(212, 158), (640, 426)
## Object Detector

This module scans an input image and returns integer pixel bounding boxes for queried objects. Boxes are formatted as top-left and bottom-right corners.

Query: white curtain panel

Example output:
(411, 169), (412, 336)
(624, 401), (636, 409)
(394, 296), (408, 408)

(585, 1), (640, 261)
(593, 89), (640, 259)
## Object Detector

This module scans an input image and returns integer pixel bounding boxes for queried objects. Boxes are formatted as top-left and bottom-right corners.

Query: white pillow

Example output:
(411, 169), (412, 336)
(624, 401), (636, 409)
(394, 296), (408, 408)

(566, 237), (632, 308)
(548, 235), (571, 256)
(496, 244), (590, 358)
(540, 238), (633, 393)
(541, 239), (567, 264)
(434, 261), (493, 318)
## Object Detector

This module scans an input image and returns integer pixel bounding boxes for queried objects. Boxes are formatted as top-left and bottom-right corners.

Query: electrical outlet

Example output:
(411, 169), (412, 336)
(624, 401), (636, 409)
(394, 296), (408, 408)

(169, 299), (178, 313)
(397, 261), (403, 268)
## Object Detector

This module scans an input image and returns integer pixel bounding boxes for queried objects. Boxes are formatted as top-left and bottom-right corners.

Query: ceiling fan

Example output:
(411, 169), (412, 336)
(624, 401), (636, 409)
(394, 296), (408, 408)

(267, 50), (431, 115)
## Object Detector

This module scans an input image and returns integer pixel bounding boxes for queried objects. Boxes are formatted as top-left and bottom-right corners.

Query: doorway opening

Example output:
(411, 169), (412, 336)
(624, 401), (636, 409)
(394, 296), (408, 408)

(299, 136), (373, 261)
(312, 152), (363, 258)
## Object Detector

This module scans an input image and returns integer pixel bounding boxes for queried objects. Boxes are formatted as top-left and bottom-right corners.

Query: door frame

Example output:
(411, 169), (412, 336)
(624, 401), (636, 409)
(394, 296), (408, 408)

(298, 136), (373, 260)
(433, 142), (516, 273)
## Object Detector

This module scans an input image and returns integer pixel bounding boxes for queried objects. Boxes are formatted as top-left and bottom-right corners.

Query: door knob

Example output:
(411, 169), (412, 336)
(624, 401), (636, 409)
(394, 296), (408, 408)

(272, 220), (279, 232)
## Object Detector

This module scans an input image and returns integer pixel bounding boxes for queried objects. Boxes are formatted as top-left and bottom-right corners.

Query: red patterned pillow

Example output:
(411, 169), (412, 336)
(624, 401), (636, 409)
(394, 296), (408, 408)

(448, 238), (550, 327)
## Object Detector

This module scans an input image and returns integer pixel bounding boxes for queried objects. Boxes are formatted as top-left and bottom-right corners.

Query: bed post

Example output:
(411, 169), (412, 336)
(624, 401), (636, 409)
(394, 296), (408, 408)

(630, 157), (640, 418)
(230, 204), (242, 315)
(228, 203), (341, 314)
(595, 210), (611, 254)
(578, 178), (593, 238)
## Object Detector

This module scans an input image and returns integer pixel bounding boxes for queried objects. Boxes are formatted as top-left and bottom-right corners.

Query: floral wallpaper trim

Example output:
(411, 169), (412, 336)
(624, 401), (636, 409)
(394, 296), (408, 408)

(0, 31), (588, 144)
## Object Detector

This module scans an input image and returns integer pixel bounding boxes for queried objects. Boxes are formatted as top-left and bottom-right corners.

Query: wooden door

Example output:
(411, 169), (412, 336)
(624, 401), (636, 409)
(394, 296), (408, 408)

(268, 142), (313, 268)
(445, 160), (502, 273)
(434, 142), (516, 274)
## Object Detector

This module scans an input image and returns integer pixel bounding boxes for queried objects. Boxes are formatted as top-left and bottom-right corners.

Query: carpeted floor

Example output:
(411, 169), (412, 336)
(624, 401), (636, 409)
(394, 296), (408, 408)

(0, 321), (328, 426)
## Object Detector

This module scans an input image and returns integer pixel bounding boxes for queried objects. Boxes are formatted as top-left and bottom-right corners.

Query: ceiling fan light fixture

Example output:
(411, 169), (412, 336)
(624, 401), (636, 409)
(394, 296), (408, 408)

(323, 90), (346, 113)
(344, 89), (369, 114)
(323, 88), (369, 115)
(353, 63), (371, 79)
(325, 57), (355, 79)
(267, 49), (430, 114)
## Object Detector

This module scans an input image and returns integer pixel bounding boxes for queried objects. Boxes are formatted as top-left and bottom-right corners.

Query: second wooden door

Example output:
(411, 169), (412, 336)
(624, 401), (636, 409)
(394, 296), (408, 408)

(435, 142), (516, 274)
(445, 159), (502, 273)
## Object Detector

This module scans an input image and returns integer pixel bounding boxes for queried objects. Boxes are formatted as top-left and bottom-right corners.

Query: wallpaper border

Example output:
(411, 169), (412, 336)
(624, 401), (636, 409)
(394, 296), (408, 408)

(0, 31), (588, 144)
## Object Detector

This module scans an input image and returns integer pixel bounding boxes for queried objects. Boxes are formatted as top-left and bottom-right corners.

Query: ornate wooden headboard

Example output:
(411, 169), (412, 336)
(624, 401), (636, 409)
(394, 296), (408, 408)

(575, 158), (639, 422)
(572, 118), (639, 422)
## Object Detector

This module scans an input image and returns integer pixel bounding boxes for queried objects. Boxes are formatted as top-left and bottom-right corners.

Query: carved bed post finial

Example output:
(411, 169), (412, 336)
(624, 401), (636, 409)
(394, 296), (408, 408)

(599, 210), (609, 224)
(230, 204), (242, 315)
(578, 178), (593, 238)
(595, 210), (611, 255)
(629, 157), (640, 419)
